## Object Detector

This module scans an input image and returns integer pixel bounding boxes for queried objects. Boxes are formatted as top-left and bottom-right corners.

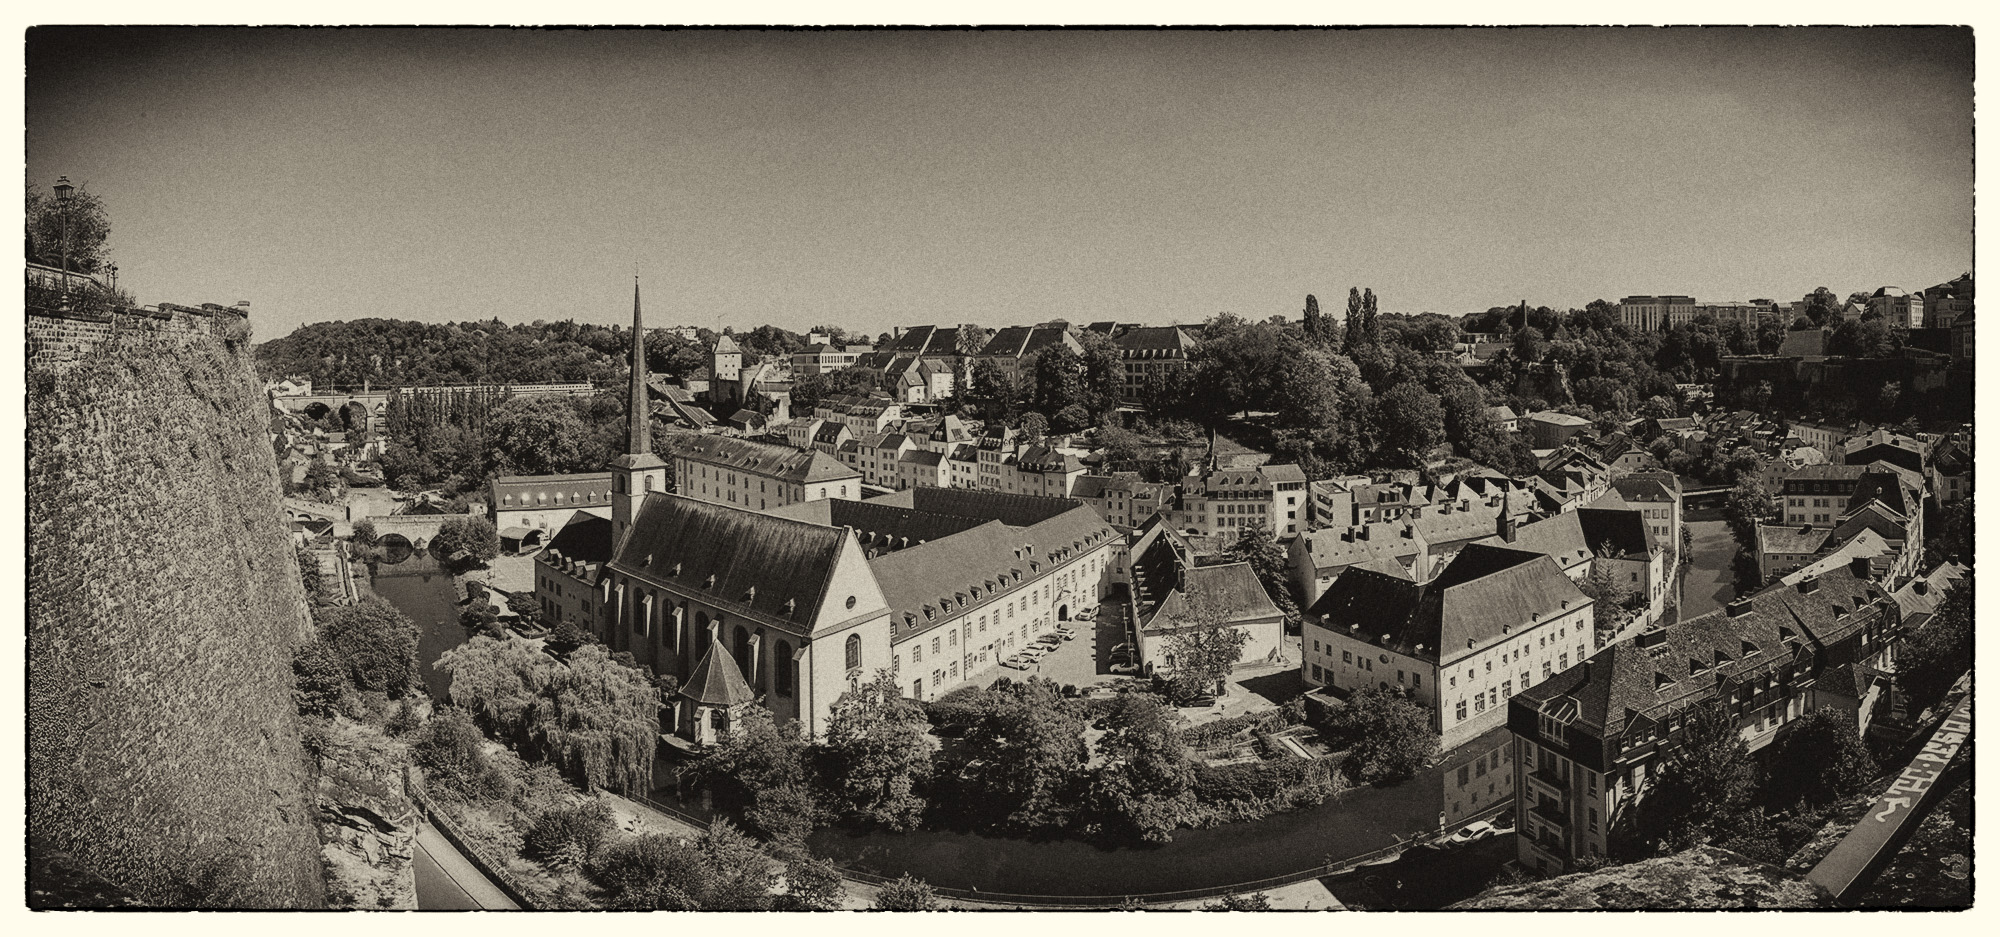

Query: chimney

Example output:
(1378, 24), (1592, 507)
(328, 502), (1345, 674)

(1914, 580), (1930, 596)
(1849, 556), (1874, 581)
(1797, 577), (1820, 595)
(1357, 526), (1370, 541)
(1725, 598), (1754, 618)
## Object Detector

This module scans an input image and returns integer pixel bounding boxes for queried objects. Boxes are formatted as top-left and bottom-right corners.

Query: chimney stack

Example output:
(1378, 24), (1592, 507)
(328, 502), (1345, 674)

(1797, 577), (1820, 595)
(1849, 556), (1874, 581)
(1726, 598), (1754, 618)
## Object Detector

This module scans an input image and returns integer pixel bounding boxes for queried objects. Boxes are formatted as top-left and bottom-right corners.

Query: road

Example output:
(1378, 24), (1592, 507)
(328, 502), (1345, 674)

(413, 823), (519, 910)
(1679, 519), (1739, 621)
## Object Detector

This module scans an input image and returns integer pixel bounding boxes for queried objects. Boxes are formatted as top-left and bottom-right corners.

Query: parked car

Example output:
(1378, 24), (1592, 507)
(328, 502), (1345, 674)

(1109, 661), (1142, 675)
(1073, 607), (1095, 621)
(1055, 626), (1078, 642)
(1035, 633), (1063, 648)
(1001, 655), (1030, 670)
(1446, 820), (1499, 845)
(1020, 644), (1049, 660)
(1110, 642), (1134, 658)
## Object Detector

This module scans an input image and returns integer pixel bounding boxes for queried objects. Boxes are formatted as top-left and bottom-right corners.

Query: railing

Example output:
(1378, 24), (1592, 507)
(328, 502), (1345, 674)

(404, 767), (542, 909)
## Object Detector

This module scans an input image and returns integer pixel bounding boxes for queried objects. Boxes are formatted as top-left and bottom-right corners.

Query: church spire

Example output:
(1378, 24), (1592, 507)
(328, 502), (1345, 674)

(628, 276), (649, 456)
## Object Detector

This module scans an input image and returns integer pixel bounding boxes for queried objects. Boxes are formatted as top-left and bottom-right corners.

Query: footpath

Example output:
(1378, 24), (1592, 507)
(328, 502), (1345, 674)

(413, 823), (520, 910)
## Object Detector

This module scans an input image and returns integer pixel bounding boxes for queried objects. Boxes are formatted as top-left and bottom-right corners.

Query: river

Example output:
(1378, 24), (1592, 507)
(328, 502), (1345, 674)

(807, 770), (1439, 897)
(1679, 519), (1740, 621)
(365, 547), (466, 703)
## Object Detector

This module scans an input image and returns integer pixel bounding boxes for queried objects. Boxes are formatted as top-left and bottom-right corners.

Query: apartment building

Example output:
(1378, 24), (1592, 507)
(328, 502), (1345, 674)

(1303, 544), (1596, 752)
(1508, 564), (1917, 874)
(1617, 296), (1697, 332)
(1115, 325), (1200, 403)
(1171, 463), (1310, 540)
(662, 432), (862, 512)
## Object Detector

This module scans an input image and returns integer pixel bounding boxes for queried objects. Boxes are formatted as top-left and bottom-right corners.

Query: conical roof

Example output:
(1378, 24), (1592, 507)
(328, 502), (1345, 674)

(679, 640), (755, 706)
(715, 333), (741, 353)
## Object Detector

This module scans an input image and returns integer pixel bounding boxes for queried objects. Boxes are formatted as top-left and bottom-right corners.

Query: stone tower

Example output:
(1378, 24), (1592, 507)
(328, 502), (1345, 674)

(611, 277), (668, 547)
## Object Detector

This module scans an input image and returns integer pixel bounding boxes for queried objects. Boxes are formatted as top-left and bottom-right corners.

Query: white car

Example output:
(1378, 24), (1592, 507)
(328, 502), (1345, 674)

(1001, 655), (1030, 670)
(1073, 608), (1096, 621)
(1019, 645), (1049, 661)
(1055, 626), (1078, 642)
(1446, 820), (1499, 845)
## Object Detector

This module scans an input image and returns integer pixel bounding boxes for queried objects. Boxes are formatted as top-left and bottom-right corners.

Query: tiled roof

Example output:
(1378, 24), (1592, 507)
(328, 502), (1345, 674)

(542, 511), (615, 566)
(1757, 523), (1832, 556)
(767, 497), (988, 545)
(893, 486), (1083, 527)
(1526, 410), (1592, 427)
(1577, 507), (1654, 560)
(978, 325), (1076, 359)
(900, 449), (945, 467)
(663, 432), (860, 484)
(1297, 523), (1426, 573)
(1149, 561), (1284, 631)
(1478, 510), (1591, 569)
(868, 505), (1115, 643)
(1114, 325), (1198, 353)
(1521, 567), (1886, 737)
(613, 493), (851, 631)
(1890, 561), (1967, 621)
(680, 641), (755, 706)
(491, 472), (615, 509)
(713, 333), (741, 353)
(1309, 544), (1586, 665)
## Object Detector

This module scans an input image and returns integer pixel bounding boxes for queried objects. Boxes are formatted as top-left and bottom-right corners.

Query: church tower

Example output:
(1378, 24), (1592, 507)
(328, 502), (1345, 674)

(612, 277), (669, 546)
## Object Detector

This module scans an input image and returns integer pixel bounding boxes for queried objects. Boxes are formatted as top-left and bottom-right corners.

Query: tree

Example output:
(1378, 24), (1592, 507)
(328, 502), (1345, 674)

(1723, 480), (1774, 549)
(1031, 344), (1088, 418)
(822, 670), (935, 831)
(1076, 329), (1126, 415)
(873, 874), (941, 911)
(1372, 382), (1447, 467)
(27, 180), (113, 275)
(954, 323), (989, 356)
(1086, 693), (1196, 842)
(1158, 585), (1250, 702)
(790, 368), (883, 414)
(540, 644), (662, 793)
(437, 634), (561, 745)
(351, 518), (378, 546)
(1318, 685), (1437, 783)
(484, 395), (599, 477)
(1625, 702), (1757, 856)
(546, 619), (599, 657)
(302, 460), (340, 498)
(431, 515), (500, 565)
(1223, 527), (1301, 625)
(1925, 498), (1971, 566)
(1019, 411), (1049, 443)
(1577, 563), (1636, 631)
(696, 706), (825, 847)
(1893, 587), (1970, 717)
(1761, 708), (1876, 809)
(292, 639), (348, 717)
(962, 677), (1089, 830)
(315, 598), (421, 698)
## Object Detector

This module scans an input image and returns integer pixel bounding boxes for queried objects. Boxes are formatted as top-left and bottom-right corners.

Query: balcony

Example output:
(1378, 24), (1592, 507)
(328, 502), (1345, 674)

(1525, 768), (1567, 801)
(1529, 798), (1569, 827)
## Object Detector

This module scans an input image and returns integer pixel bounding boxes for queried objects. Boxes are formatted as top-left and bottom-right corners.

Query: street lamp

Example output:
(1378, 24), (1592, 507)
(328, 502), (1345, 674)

(51, 175), (74, 295)
(108, 263), (118, 296)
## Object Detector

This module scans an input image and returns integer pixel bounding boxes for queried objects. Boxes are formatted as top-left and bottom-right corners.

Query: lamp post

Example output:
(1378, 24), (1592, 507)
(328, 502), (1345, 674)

(108, 262), (118, 296)
(51, 175), (74, 296)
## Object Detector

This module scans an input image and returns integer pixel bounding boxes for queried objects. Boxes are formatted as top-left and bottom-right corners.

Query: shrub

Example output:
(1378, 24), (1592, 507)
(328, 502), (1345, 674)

(873, 874), (940, 911)
(777, 856), (847, 911)
(523, 801), (614, 873)
(413, 707), (510, 802)
(315, 598), (421, 699)
(292, 638), (348, 717)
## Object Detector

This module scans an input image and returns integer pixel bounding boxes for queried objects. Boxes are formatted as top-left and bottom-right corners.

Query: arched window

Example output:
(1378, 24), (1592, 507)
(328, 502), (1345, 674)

(733, 625), (752, 673)
(694, 611), (711, 659)
(845, 633), (862, 671)
(645, 474), (655, 492)
(775, 641), (794, 695)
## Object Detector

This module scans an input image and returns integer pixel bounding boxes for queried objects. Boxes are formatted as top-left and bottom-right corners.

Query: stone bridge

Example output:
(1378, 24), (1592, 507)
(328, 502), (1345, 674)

(362, 513), (479, 550)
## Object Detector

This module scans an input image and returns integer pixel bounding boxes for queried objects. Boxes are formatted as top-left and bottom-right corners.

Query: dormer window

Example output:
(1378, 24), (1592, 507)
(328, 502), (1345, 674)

(668, 562), (682, 577)
(704, 574), (717, 590)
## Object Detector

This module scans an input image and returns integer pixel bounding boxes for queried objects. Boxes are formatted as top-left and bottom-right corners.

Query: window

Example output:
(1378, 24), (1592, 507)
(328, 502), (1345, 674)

(1522, 670), (1531, 688)
(1412, 673), (1421, 689)
(1459, 765), (1471, 786)
(1486, 660), (1493, 673)
(1474, 692), (1487, 713)
(1455, 700), (1468, 721)
(1449, 675), (1456, 687)
(1501, 680), (1512, 698)
(1343, 650), (1352, 664)
(932, 637), (941, 655)
(1560, 653), (1570, 669)
(845, 633), (861, 670)
(775, 641), (795, 695)
(913, 643), (923, 663)
(1588, 807), (1599, 833)
(1397, 670), (1404, 683)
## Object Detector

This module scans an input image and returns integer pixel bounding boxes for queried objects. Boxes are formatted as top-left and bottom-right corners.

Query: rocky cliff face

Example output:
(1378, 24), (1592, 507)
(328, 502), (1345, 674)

(315, 720), (417, 910)
(28, 327), (326, 907)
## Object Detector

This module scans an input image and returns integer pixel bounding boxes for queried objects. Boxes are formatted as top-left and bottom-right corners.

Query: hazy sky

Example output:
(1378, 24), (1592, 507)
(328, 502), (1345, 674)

(27, 27), (1974, 341)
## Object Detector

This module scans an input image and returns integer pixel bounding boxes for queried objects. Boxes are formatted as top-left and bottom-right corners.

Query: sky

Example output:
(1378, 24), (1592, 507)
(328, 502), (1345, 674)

(26, 27), (1975, 342)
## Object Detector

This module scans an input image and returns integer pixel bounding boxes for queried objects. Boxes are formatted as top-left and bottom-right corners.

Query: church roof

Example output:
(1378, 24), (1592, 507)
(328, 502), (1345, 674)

(679, 642), (756, 706)
(614, 493), (850, 631)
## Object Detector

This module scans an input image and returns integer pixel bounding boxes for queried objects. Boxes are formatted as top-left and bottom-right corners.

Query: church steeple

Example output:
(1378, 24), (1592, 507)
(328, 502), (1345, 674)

(611, 275), (669, 547)
(627, 276), (650, 457)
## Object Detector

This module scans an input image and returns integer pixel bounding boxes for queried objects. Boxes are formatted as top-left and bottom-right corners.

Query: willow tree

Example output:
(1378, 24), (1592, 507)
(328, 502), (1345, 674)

(437, 634), (559, 747)
(543, 644), (662, 793)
